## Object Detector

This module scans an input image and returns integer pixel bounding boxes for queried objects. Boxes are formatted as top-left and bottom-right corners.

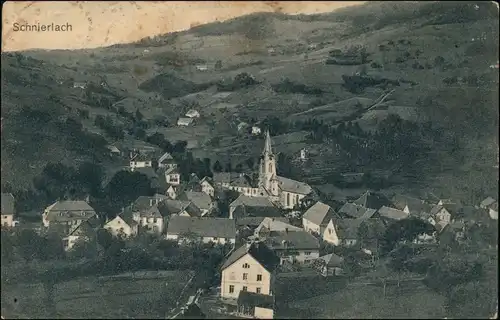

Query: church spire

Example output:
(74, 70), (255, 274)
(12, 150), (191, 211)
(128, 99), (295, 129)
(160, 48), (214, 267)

(263, 130), (273, 156)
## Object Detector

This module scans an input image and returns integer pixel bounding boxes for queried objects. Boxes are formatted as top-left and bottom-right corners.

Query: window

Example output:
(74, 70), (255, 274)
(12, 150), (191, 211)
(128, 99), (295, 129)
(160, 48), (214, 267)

(328, 229), (332, 234)
(257, 274), (262, 281)
(229, 285), (235, 293)
(242, 286), (247, 292)
(213, 237), (218, 241)
(304, 251), (311, 256)
(256, 287), (261, 294)
(242, 263), (250, 269)
(153, 218), (158, 223)
(243, 273), (248, 280)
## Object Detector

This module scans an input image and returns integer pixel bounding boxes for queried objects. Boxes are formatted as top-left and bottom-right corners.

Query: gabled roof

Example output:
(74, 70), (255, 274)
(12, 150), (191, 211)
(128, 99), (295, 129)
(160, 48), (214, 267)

(237, 291), (274, 309)
(236, 217), (290, 228)
(67, 217), (101, 237)
(158, 151), (174, 164)
(221, 241), (279, 272)
(230, 195), (275, 208)
(378, 206), (409, 221)
(45, 200), (95, 213)
(318, 253), (344, 267)
(391, 195), (427, 211)
(185, 109), (200, 117)
(232, 205), (283, 219)
(165, 166), (181, 175)
(265, 230), (320, 250)
(277, 176), (312, 195)
(353, 191), (392, 210)
(131, 153), (153, 162)
(491, 202), (498, 211)
(303, 201), (336, 226)
(167, 216), (236, 239)
(1, 193), (15, 215)
(480, 196), (497, 208)
(177, 117), (194, 125)
(338, 203), (375, 219)
(178, 191), (213, 210)
(111, 211), (138, 227)
(254, 217), (301, 235)
(335, 219), (362, 239)
(163, 200), (203, 217)
(131, 195), (168, 212)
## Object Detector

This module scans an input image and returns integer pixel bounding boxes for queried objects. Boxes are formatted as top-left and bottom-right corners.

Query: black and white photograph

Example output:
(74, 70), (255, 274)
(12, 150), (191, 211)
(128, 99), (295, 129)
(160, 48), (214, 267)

(1, 1), (498, 319)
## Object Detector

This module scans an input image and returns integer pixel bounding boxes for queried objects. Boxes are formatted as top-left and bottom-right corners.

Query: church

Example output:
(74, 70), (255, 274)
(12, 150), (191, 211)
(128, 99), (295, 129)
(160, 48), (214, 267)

(214, 131), (313, 210)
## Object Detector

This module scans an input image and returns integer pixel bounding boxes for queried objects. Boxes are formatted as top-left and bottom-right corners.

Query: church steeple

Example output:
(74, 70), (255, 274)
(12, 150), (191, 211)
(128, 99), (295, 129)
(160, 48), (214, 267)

(259, 130), (279, 197)
(263, 130), (273, 156)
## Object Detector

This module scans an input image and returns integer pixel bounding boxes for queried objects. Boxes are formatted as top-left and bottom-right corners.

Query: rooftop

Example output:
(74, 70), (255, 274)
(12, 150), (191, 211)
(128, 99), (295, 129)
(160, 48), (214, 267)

(45, 200), (95, 213)
(353, 191), (392, 210)
(265, 230), (320, 250)
(232, 205), (283, 219)
(167, 216), (236, 239)
(178, 191), (213, 210)
(254, 217), (301, 235)
(230, 195), (275, 208)
(338, 203), (375, 219)
(1, 193), (15, 215)
(277, 176), (312, 195)
(378, 206), (409, 221)
(303, 201), (336, 226)
(221, 241), (279, 272)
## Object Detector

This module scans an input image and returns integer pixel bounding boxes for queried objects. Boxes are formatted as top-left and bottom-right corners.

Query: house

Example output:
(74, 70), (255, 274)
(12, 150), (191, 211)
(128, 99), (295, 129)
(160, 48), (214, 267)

(42, 200), (97, 228)
(195, 65), (208, 71)
(252, 126), (262, 135)
(313, 253), (344, 277)
(220, 241), (280, 299)
(302, 201), (336, 236)
(104, 210), (139, 238)
(158, 151), (176, 169)
(177, 117), (194, 126)
(177, 191), (214, 216)
(237, 291), (274, 319)
(377, 206), (409, 221)
(229, 196), (276, 219)
(130, 195), (169, 234)
(231, 205), (283, 220)
(254, 217), (301, 238)
(62, 217), (100, 251)
(165, 167), (181, 186)
(237, 122), (249, 132)
(130, 153), (154, 170)
(163, 199), (203, 217)
(1, 193), (15, 228)
(338, 202), (377, 219)
(200, 177), (215, 197)
(165, 216), (236, 245)
(73, 81), (87, 89)
(489, 202), (498, 220)
(431, 203), (458, 228)
(299, 148), (308, 161)
(353, 191), (393, 210)
(391, 195), (432, 216)
(185, 109), (201, 118)
(236, 217), (290, 232)
(480, 197), (497, 209)
(262, 230), (320, 265)
(334, 219), (362, 247)
(223, 174), (260, 197)
(106, 144), (121, 156)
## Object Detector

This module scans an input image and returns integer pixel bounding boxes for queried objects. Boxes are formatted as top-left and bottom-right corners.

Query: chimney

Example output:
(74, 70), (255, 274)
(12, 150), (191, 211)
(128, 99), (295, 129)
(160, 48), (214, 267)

(149, 199), (153, 206)
(285, 228), (288, 233)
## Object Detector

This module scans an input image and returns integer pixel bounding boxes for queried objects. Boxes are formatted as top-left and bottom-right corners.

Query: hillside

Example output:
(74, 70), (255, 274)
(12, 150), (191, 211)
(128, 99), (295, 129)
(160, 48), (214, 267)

(1, 1), (498, 202)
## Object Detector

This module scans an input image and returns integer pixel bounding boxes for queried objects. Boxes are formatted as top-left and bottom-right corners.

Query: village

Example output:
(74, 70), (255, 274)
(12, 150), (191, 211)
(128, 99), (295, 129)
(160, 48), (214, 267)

(1, 129), (498, 319)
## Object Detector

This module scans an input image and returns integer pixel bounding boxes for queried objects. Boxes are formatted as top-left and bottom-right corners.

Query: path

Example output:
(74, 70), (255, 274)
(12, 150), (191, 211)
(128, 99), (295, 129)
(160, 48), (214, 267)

(165, 272), (200, 319)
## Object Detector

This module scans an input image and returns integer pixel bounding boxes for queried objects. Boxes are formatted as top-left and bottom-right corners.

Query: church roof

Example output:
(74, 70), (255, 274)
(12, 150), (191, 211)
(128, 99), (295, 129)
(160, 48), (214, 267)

(277, 176), (312, 195)
(263, 130), (273, 155)
(303, 201), (335, 226)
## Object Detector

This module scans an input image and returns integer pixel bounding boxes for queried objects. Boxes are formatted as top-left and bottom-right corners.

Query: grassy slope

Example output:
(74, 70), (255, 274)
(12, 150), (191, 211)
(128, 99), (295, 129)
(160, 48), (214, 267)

(2, 1), (498, 202)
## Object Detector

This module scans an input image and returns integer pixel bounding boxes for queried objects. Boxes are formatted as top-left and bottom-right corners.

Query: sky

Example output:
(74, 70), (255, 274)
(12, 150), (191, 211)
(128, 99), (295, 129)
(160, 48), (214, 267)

(2, 1), (364, 52)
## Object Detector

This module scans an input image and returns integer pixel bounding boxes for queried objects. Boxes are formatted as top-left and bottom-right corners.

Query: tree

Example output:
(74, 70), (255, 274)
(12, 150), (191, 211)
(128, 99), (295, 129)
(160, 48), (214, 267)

(77, 162), (104, 197)
(245, 157), (255, 170)
(380, 218), (435, 253)
(235, 163), (244, 173)
(224, 162), (232, 173)
(105, 171), (154, 212)
(15, 229), (43, 261)
(212, 160), (223, 173)
(96, 228), (114, 250)
(1, 231), (15, 263)
(434, 55), (445, 66)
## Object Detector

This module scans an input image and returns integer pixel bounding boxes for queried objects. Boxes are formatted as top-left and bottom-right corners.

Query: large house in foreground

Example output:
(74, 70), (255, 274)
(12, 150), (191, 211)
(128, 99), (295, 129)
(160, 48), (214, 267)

(42, 200), (97, 228)
(221, 241), (280, 300)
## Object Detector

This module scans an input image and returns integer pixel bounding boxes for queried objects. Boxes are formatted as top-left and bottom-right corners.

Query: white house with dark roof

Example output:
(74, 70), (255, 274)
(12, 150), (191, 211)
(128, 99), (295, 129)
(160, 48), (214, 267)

(42, 200), (97, 228)
(163, 199), (203, 217)
(200, 177), (216, 197)
(254, 217), (301, 238)
(165, 216), (236, 245)
(158, 151), (176, 169)
(62, 217), (100, 251)
(177, 117), (194, 126)
(302, 201), (336, 236)
(378, 206), (409, 221)
(338, 202), (377, 219)
(262, 230), (320, 264)
(185, 109), (201, 118)
(221, 241), (280, 299)
(129, 153), (154, 170)
(104, 211), (139, 238)
(1, 193), (15, 228)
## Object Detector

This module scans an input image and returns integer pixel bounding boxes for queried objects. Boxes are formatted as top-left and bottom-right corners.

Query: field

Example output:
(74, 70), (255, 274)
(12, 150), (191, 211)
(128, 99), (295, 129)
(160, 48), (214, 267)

(276, 276), (446, 319)
(1, 270), (192, 319)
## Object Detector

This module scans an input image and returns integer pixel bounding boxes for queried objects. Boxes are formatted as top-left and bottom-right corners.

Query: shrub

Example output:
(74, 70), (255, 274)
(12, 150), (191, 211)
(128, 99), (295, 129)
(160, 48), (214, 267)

(371, 61), (383, 69)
